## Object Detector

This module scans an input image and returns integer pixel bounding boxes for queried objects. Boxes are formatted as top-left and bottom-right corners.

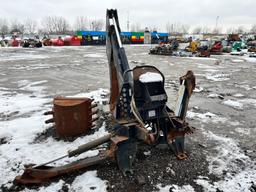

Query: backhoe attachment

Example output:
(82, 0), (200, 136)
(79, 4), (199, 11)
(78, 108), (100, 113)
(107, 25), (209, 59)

(14, 9), (196, 185)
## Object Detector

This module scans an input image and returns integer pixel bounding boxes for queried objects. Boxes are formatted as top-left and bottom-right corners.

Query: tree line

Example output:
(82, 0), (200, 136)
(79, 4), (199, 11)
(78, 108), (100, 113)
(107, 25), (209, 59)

(0, 16), (256, 36)
(0, 16), (104, 36)
(166, 22), (256, 35)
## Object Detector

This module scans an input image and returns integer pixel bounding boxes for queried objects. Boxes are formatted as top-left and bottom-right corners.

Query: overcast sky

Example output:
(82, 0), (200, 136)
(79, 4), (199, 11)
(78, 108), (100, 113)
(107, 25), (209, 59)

(0, 0), (255, 32)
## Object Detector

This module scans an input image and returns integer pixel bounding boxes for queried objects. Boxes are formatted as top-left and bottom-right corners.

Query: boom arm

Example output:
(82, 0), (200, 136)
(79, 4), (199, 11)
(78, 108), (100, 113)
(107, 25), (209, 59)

(106, 9), (132, 115)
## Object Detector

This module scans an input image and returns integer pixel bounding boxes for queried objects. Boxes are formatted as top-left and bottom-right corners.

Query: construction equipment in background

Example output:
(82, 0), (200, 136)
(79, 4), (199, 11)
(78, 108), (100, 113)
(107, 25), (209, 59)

(228, 34), (241, 42)
(149, 37), (179, 55)
(248, 40), (256, 53)
(149, 43), (176, 55)
(197, 40), (211, 57)
(21, 37), (42, 48)
(50, 36), (65, 46)
(63, 36), (82, 46)
(231, 41), (247, 55)
(210, 41), (223, 55)
(221, 40), (232, 53)
(15, 9), (196, 185)
(185, 40), (198, 53)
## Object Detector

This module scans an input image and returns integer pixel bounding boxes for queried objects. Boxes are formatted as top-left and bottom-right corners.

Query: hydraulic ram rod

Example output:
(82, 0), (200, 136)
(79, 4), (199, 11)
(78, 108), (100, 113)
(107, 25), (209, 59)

(68, 133), (112, 157)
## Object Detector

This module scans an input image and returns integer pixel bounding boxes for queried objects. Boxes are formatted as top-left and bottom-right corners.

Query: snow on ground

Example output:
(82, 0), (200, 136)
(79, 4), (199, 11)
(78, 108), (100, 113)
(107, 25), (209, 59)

(230, 51), (243, 56)
(203, 69), (220, 73)
(157, 184), (195, 192)
(228, 55), (256, 63)
(196, 63), (219, 69)
(204, 131), (248, 176)
(8, 63), (72, 71)
(185, 98), (255, 192)
(244, 57), (256, 63)
(236, 84), (254, 91)
(205, 73), (230, 81)
(235, 127), (251, 135)
(233, 93), (244, 98)
(0, 80), (108, 190)
(196, 169), (256, 192)
(222, 98), (256, 110)
(83, 53), (105, 58)
(191, 112), (256, 192)
(0, 54), (49, 61)
(187, 111), (227, 124)
(25, 171), (107, 192)
(70, 171), (107, 192)
(207, 93), (220, 98)
(222, 99), (243, 109)
(231, 59), (245, 63)
(25, 180), (65, 192)
(0, 80), (48, 118)
(185, 57), (218, 61)
(193, 86), (204, 93)
(238, 98), (256, 108)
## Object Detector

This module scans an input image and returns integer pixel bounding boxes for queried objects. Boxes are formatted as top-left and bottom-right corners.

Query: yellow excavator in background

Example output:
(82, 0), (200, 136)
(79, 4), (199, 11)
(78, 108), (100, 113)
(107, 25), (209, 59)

(185, 38), (199, 53)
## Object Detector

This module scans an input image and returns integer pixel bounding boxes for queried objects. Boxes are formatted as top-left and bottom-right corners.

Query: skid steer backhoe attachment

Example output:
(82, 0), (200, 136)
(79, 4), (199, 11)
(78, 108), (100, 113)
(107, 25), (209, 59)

(14, 9), (196, 185)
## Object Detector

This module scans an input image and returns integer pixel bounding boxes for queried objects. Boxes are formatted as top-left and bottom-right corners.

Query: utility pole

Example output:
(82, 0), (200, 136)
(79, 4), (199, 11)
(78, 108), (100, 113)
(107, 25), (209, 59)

(215, 16), (219, 29)
(127, 11), (130, 32)
(214, 16), (220, 34)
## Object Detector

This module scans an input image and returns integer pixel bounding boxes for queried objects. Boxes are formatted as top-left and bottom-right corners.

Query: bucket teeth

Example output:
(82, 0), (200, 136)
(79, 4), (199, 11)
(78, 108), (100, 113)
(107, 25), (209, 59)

(45, 118), (55, 124)
(91, 116), (99, 123)
(90, 103), (98, 109)
(42, 97), (96, 138)
(90, 109), (99, 116)
(44, 111), (54, 115)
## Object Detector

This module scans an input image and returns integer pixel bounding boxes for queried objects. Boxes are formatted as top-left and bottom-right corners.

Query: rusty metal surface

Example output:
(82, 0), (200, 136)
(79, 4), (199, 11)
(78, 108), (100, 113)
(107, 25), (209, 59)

(109, 64), (119, 114)
(179, 70), (196, 97)
(45, 97), (97, 138)
(15, 150), (109, 185)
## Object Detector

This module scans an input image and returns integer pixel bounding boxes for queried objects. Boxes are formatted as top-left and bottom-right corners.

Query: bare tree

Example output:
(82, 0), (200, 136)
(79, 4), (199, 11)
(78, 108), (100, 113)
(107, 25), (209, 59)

(226, 27), (236, 34)
(146, 26), (156, 32)
(166, 22), (189, 34)
(166, 22), (173, 34)
(24, 19), (37, 34)
(90, 19), (104, 31)
(56, 17), (70, 34)
(192, 26), (202, 34)
(180, 24), (190, 34)
(19, 23), (25, 34)
(212, 27), (221, 34)
(74, 16), (88, 31)
(237, 26), (245, 34)
(41, 16), (70, 34)
(0, 18), (9, 36)
(41, 17), (53, 33)
(131, 22), (143, 32)
(166, 22), (178, 34)
(151, 26), (158, 32)
(10, 19), (25, 34)
(250, 24), (256, 34)
(201, 26), (210, 34)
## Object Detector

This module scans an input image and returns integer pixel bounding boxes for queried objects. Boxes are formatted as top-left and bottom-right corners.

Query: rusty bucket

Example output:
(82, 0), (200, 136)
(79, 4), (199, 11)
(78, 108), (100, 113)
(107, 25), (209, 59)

(45, 97), (98, 138)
